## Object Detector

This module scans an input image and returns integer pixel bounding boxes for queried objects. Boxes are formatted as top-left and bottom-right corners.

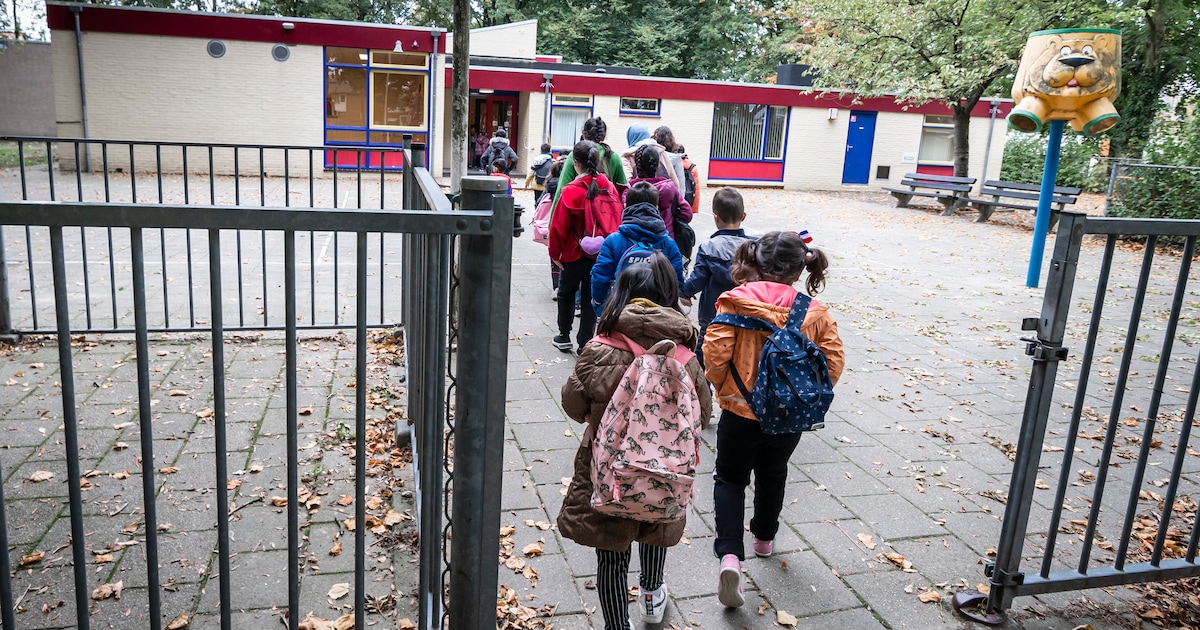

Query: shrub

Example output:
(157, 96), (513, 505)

(1000, 131), (1106, 192)
(1108, 115), (1200, 221)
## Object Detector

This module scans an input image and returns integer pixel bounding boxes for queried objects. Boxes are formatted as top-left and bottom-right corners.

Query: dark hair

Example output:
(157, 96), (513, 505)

(540, 142), (552, 153)
(712, 187), (745, 224)
(730, 231), (828, 295)
(652, 126), (676, 152)
(490, 159), (506, 173)
(549, 159), (564, 178)
(582, 117), (613, 159)
(571, 140), (602, 200)
(495, 129), (507, 138)
(675, 144), (686, 154)
(546, 159), (564, 197)
(633, 144), (660, 178)
(625, 181), (659, 207)
(596, 253), (682, 336)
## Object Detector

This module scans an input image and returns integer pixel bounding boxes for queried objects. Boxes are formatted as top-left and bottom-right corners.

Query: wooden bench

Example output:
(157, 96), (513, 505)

(966, 180), (1082, 227)
(883, 173), (977, 215)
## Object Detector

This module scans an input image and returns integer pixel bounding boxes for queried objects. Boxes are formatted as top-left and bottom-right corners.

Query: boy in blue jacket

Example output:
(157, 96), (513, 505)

(590, 182), (685, 315)
(680, 187), (753, 365)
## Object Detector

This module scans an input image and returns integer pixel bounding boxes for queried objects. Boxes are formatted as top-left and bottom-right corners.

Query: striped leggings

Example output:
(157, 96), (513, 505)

(595, 543), (667, 630)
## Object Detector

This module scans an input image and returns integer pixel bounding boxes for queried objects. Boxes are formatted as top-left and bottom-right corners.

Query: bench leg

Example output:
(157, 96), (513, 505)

(1049, 209), (1060, 230)
(890, 192), (912, 208)
(940, 197), (963, 217)
(974, 206), (994, 223)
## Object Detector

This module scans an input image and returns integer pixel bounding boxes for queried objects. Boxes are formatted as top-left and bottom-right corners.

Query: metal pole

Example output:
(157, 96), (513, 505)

(429, 30), (441, 172)
(542, 73), (554, 144)
(450, 0), (470, 193)
(0, 226), (14, 339)
(71, 6), (91, 172)
(448, 176), (511, 629)
(1026, 119), (1065, 288)
(1103, 159), (1121, 216)
(977, 100), (1000, 194)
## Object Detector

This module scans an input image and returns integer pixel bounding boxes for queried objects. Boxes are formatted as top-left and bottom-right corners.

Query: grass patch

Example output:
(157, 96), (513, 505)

(0, 142), (50, 168)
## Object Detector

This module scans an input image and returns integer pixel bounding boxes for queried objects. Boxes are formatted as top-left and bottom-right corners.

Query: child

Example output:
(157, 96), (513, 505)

(589, 182), (685, 315)
(489, 159), (512, 194)
(559, 254), (713, 629)
(526, 142), (554, 204)
(702, 231), (845, 608)
(625, 145), (692, 243)
(676, 145), (701, 214)
(536, 159), (565, 300)
(680, 187), (753, 364)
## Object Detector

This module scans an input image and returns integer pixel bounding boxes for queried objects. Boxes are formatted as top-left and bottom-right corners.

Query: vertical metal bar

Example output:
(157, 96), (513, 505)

(1039, 235), (1116, 578)
(130, 228), (164, 630)
(262, 149), (269, 327)
(310, 232), (316, 326)
(24, 226), (37, 331)
(47, 140), (56, 201)
(129, 143), (137, 203)
(418, 231), (448, 626)
(107, 227), (117, 327)
(18, 141), (28, 199)
(333, 149), (339, 209)
(285, 230), (300, 627)
(1078, 236), (1157, 572)
(235, 148), (244, 327)
(156, 144), (164, 203)
(208, 228), (233, 630)
(355, 231), (368, 629)
(209, 146), (216, 205)
(0, 227), (11, 335)
(309, 148), (315, 208)
(449, 177), (512, 629)
(259, 146), (266, 206)
(1155, 346), (1200, 565)
(1027, 119), (1065, 287)
(379, 232), (385, 324)
(49, 226), (91, 630)
(80, 227), (92, 330)
(183, 146), (190, 205)
(0, 450), (16, 630)
(1114, 236), (1192, 569)
(184, 147), (196, 327)
(284, 150), (290, 207)
(333, 232), (339, 326)
(102, 143), (109, 202)
(988, 212), (1086, 613)
(1103, 160), (1120, 216)
(161, 228), (169, 328)
(379, 150), (386, 209)
(74, 141), (84, 201)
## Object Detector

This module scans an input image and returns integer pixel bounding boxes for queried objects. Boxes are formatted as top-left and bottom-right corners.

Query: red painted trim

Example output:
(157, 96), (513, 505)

(709, 160), (784, 181)
(454, 68), (1010, 118)
(46, 2), (445, 53)
(915, 164), (955, 176)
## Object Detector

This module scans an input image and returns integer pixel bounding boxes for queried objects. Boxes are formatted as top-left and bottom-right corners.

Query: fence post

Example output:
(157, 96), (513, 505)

(0, 227), (14, 340)
(1103, 159), (1121, 216)
(987, 211), (1087, 614)
(448, 176), (512, 629)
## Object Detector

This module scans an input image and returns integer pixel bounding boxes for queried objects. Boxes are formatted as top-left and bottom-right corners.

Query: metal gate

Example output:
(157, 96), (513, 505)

(984, 211), (1200, 618)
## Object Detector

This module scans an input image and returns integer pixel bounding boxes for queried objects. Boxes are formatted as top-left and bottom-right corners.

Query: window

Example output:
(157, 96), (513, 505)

(710, 103), (788, 161)
(918, 115), (955, 165)
(324, 46), (433, 168)
(549, 94), (593, 149)
(620, 97), (660, 116)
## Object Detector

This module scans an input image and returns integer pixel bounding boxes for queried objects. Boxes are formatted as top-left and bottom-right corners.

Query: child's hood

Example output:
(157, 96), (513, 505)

(717, 281), (808, 324)
(612, 304), (696, 349)
(619, 202), (668, 237)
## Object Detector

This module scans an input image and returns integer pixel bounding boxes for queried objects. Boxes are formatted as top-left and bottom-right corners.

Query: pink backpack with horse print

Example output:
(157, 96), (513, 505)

(586, 332), (703, 523)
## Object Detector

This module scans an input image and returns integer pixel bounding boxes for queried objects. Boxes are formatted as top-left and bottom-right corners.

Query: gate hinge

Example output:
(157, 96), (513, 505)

(984, 562), (1024, 586)
(1020, 337), (1068, 362)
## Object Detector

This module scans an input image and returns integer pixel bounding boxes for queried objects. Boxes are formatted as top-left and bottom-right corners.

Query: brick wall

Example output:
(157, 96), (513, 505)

(0, 41), (57, 137)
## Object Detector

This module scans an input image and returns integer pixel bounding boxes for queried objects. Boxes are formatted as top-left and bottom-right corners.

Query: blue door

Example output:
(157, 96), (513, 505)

(841, 111), (878, 185)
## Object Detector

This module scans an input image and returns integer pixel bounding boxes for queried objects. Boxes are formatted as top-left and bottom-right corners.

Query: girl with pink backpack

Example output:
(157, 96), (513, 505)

(559, 254), (712, 629)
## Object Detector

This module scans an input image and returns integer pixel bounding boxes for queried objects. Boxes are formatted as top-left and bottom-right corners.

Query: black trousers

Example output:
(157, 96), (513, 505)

(596, 543), (666, 629)
(556, 257), (596, 347)
(712, 409), (802, 560)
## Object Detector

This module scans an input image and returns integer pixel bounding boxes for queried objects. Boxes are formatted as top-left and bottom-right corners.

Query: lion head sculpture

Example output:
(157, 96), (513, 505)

(1009, 29), (1122, 135)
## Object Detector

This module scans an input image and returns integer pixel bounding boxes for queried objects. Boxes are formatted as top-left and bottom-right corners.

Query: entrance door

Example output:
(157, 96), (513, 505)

(841, 111), (878, 185)
(485, 95), (518, 137)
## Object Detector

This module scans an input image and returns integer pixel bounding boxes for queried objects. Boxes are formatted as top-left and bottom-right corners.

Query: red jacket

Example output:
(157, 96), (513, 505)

(549, 173), (617, 263)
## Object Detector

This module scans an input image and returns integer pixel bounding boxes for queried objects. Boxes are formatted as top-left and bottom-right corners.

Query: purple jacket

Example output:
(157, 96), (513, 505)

(624, 176), (692, 238)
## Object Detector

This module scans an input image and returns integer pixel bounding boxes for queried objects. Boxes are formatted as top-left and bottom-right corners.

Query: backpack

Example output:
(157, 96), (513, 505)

(586, 333), (702, 523)
(531, 192), (552, 245)
(671, 197), (696, 261)
(711, 293), (834, 434)
(615, 240), (655, 275)
(571, 177), (624, 256)
(532, 155), (553, 185)
(682, 163), (698, 206)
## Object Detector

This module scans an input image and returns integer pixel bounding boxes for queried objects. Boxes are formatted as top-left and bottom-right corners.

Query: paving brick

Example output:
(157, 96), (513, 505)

(743, 550), (861, 617)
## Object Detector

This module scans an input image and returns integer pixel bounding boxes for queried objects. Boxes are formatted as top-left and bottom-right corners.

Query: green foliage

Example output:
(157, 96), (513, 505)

(1108, 115), (1200, 220)
(1000, 132), (1106, 192)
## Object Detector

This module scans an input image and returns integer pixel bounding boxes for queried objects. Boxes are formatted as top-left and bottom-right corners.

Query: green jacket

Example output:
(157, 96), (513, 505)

(549, 145), (628, 214)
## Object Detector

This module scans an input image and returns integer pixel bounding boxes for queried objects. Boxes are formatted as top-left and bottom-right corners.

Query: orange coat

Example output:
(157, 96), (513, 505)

(703, 282), (844, 420)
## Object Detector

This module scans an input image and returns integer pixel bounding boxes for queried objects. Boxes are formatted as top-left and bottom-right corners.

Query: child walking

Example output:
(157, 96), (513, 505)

(559, 254), (713, 629)
(680, 187), (753, 365)
(702, 231), (845, 608)
(589, 181), (685, 315)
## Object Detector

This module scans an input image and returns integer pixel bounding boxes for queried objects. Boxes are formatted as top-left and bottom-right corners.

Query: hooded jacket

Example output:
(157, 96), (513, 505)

(559, 304), (712, 551)
(480, 136), (518, 172)
(548, 173), (620, 264)
(625, 176), (692, 238)
(703, 281), (844, 420)
(621, 124), (682, 192)
(681, 229), (753, 329)
(589, 202), (685, 314)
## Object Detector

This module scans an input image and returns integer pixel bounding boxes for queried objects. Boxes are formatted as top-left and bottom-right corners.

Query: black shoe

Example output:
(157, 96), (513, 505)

(552, 335), (573, 352)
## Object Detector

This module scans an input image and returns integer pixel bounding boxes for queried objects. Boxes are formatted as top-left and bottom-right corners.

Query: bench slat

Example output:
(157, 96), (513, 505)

(902, 172), (977, 185)
(979, 188), (1077, 204)
(982, 180), (1083, 196)
(899, 180), (973, 193)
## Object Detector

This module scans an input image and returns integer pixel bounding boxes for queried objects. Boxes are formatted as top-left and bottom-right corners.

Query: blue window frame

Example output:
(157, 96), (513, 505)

(619, 97), (661, 117)
(549, 94), (594, 151)
(323, 46), (432, 169)
(708, 103), (790, 182)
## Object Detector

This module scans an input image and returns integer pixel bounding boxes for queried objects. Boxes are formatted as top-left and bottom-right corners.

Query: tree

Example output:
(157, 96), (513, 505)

(792, 0), (1106, 177)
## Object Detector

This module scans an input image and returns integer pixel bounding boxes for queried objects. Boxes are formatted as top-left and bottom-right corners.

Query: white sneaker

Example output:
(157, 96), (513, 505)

(718, 554), (745, 608)
(641, 584), (666, 624)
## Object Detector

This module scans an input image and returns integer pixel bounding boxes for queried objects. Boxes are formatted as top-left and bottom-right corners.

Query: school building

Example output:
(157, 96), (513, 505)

(44, 1), (1012, 190)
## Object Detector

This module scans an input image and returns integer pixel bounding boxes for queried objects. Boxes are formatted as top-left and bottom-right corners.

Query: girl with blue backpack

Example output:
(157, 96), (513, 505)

(702, 231), (845, 608)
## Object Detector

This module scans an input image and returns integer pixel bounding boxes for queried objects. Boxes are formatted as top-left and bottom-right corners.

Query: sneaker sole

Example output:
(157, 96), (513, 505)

(717, 567), (744, 608)
(552, 342), (573, 351)
(754, 548), (773, 558)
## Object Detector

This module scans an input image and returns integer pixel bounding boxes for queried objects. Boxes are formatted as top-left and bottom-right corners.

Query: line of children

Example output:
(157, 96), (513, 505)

(558, 186), (846, 625)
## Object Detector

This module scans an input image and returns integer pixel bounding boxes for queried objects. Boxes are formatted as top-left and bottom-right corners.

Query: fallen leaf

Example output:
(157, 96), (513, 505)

(248, 463), (264, 473)
(383, 510), (405, 527)
(365, 496), (383, 510)
(122, 521), (140, 533)
(297, 614), (334, 630)
(227, 479), (242, 490)
(757, 602), (769, 615)
(884, 552), (912, 570)
(160, 466), (180, 475)
(169, 390), (189, 397)
(19, 551), (44, 566)
(329, 541), (342, 556)
(918, 589), (941, 603)
(858, 533), (877, 550)
(113, 470), (132, 480)
(94, 553), (114, 564)
(1035, 479), (1050, 490)
(333, 615), (353, 630)
(327, 582), (350, 600)
(113, 442), (129, 451)
(111, 408), (129, 416)
(196, 408), (214, 419)
(337, 495), (353, 506)
(166, 613), (189, 629)
(398, 619), (416, 630)
(91, 581), (123, 601)
(776, 609), (799, 626)
(271, 496), (288, 507)
(505, 556), (526, 571)
(343, 518), (356, 531)
(299, 407), (314, 416)
(26, 470), (54, 483)
(523, 541), (545, 557)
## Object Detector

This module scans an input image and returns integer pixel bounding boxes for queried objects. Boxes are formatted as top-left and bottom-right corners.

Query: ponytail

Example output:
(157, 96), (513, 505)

(729, 240), (761, 285)
(570, 140), (602, 200)
(802, 246), (828, 295)
(730, 231), (829, 295)
(634, 144), (660, 178)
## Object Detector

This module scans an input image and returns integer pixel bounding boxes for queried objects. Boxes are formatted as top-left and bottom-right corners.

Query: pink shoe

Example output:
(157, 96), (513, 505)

(718, 554), (744, 608)
(752, 537), (774, 558)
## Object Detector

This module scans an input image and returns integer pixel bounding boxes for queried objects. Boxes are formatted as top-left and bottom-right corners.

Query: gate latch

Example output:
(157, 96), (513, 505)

(1020, 337), (1068, 362)
(984, 562), (1025, 586)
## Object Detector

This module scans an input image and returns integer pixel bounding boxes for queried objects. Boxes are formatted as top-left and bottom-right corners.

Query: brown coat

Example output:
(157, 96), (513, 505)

(558, 304), (713, 551)
(703, 282), (844, 420)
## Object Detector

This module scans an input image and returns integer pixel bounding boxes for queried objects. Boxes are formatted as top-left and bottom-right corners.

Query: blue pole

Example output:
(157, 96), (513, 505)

(1026, 119), (1065, 288)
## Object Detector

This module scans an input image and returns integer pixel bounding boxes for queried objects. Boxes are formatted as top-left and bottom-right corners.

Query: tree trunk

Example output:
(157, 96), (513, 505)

(951, 103), (972, 179)
(450, 0), (470, 193)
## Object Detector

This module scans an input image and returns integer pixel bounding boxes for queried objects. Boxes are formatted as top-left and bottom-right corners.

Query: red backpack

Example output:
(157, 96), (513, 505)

(568, 176), (624, 256)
